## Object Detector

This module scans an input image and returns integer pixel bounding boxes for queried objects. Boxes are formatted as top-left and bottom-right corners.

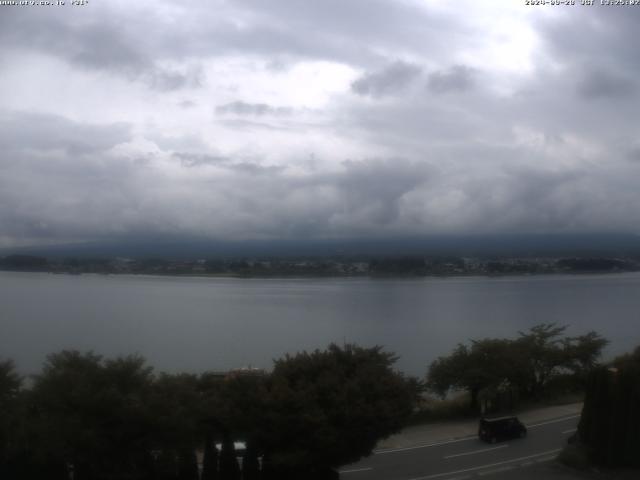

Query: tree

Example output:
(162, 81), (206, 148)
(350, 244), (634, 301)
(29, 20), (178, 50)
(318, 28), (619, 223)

(562, 331), (609, 380)
(515, 324), (568, 398)
(30, 351), (155, 479)
(578, 346), (640, 467)
(0, 360), (22, 476)
(427, 339), (522, 412)
(516, 324), (607, 398)
(100, 355), (157, 477)
(427, 344), (470, 399)
(30, 350), (105, 479)
(260, 344), (417, 476)
(0, 359), (21, 401)
(156, 449), (179, 480)
(218, 436), (240, 480)
(207, 372), (268, 442)
(241, 440), (260, 480)
(426, 325), (608, 410)
(198, 371), (268, 478)
(177, 448), (199, 480)
(148, 373), (201, 453)
(200, 433), (219, 480)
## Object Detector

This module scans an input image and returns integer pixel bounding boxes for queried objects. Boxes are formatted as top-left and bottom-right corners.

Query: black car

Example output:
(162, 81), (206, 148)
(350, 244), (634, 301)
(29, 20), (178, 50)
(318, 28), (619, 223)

(478, 416), (527, 443)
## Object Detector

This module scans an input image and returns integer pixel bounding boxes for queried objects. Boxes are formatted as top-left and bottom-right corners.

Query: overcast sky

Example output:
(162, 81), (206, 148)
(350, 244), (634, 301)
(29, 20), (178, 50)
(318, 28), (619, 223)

(1, 0), (639, 247)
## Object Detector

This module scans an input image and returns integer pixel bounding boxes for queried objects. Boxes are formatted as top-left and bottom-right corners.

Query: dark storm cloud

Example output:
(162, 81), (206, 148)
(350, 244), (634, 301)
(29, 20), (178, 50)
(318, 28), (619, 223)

(577, 68), (636, 100)
(535, 4), (640, 105)
(2, 113), (640, 245)
(0, 0), (462, 80)
(428, 65), (476, 94)
(216, 119), (310, 133)
(0, 7), (199, 91)
(0, 10), (144, 73)
(64, 23), (148, 73)
(351, 62), (422, 97)
(2, 1), (640, 246)
(172, 152), (284, 175)
(0, 112), (433, 242)
(0, 111), (131, 155)
(148, 68), (203, 92)
(476, 165), (588, 233)
(332, 158), (431, 226)
(216, 101), (293, 116)
(172, 153), (230, 168)
(190, 0), (459, 67)
(228, 162), (286, 176)
(626, 146), (640, 163)
(536, 6), (640, 72)
(507, 6), (640, 139)
(0, 112), (140, 243)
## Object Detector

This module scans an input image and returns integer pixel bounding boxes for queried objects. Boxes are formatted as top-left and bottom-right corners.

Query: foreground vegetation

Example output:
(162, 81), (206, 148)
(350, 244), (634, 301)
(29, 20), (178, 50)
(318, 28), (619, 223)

(425, 326), (640, 471)
(0, 344), (418, 480)
(563, 346), (640, 469)
(425, 324), (608, 414)
(0, 324), (625, 479)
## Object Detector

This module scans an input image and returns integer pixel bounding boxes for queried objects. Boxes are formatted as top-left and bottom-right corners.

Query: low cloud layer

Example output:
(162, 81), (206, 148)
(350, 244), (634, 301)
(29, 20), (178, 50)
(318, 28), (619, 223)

(577, 68), (636, 100)
(351, 62), (422, 97)
(428, 65), (476, 94)
(216, 101), (293, 116)
(1, 1), (639, 247)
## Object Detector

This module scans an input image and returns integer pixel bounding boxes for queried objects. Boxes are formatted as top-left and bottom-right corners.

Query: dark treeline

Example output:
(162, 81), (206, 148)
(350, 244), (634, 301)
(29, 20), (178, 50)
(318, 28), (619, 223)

(0, 344), (418, 480)
(426, 324), (609, 413)
(1, 254), (640, 277)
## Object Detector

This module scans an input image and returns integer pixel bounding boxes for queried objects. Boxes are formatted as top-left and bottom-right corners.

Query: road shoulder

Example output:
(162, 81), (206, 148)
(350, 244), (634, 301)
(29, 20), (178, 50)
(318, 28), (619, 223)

(376, 403), (583, 451)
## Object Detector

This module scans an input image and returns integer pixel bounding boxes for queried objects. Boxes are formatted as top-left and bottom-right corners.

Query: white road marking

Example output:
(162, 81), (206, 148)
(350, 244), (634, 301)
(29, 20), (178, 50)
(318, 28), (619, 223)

(535, 455), (558, 463)
(478, 465), (514, 476)
(407, 448), (562, 480)
(527, 415), (580, 429)
(339, 467), (373, 474)
(562, 428), (577, 434)
(375, 436), (477, 455)
(444, 445), (508, 459)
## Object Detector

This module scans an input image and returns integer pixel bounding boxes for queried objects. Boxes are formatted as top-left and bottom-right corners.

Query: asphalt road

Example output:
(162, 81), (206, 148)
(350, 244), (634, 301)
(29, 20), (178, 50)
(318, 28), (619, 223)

(339, 414), (580, 480)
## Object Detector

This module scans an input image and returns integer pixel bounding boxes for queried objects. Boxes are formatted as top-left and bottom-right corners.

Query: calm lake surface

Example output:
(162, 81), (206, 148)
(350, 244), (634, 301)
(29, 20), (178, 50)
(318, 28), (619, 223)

(1, 271), (639, 376)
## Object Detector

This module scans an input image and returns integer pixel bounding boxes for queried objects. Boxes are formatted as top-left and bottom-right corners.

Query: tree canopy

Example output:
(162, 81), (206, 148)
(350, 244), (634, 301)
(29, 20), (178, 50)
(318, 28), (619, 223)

(0, 344), (418, 479)
(578, 345), (640, 467)
(426, 324), (608, 411)
(261, 344), (418, 474)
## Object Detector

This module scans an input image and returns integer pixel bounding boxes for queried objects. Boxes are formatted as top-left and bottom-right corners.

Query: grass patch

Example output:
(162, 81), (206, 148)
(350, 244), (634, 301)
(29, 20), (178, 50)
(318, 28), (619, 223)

(407, 391), (584, 426)
(407, 393), (475, 425)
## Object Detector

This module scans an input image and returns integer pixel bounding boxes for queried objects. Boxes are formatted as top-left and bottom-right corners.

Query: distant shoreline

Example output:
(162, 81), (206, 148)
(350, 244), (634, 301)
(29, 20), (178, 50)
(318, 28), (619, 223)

(2, 253), (639, 279)
(2, 267), (639, 281)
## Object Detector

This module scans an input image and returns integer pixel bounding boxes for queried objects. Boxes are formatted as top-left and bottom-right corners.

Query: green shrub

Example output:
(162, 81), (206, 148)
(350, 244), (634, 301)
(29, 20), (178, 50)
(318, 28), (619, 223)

(408, 393), (474, 424)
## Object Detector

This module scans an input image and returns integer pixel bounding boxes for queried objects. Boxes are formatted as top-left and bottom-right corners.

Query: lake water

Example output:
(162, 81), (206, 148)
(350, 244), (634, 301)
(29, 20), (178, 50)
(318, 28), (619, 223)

(1, 271), (639, 377)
